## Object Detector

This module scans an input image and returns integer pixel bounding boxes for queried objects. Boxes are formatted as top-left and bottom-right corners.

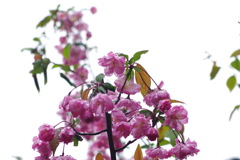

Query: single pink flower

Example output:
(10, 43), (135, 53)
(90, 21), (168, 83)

(32, 136), (52, 157)
(163, 105), (188, 131)
(145, 127), (159, 141)
(131, 114), (150, 139)
(111, 109), (127, 123)
(114, 76), (140, 95)
(158, 99), (172, 113)
(38, 124), (56, 142)
(145, 147), (171, 159)
(35, 156), (50, 160)
(90, 93), (114, 115)
(171, 138), (199, 160)
(59, 36), (67, 44)
(51, 155), (77, 160)
(144, 89), (170, 106)
(68, 98), (88, 118)
(116, 99), (142, 113)
(59, 96), (73, 111)
(59, 127), (75, 144)
(70, 11), (83, 22)
(113, 121), (132, 138)
(90, 7), (97, 14)
(86, 31), (92, 40)
(98, 52), (126, 77)
(69, 67), (88, 86)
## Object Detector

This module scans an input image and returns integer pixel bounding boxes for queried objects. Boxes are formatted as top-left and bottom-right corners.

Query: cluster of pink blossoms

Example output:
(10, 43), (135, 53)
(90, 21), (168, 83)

(33, 52), (199, 160)
(54, 6), (97, 85)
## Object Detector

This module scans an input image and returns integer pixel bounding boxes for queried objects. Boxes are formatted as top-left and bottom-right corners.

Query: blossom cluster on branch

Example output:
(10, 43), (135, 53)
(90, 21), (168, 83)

(23, 5), (199, 160)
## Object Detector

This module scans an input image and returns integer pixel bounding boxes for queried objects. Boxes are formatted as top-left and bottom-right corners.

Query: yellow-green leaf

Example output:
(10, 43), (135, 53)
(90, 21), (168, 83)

(135, 63), (151, 96)
(229, 105), (240, 121)
(134, 144), (143, 160)
(169, 99), (185, 104)
(158, 125), (170, 141)
(227, 75), (236, 91)
(210, 61), (220, 80)
(230, 49), (240, 57)
(95, 153), (104, 160)
(81, 88), (91, 100)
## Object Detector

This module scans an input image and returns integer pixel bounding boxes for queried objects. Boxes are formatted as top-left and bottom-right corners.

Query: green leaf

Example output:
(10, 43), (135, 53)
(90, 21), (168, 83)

(165, 129), (177, 146)
(102, 82), (116, 92)
(33, 37), (41, 43)
(139, 109), (152, 118)
(159, 139), (170, 146)
(60, 73), (76, 87)
(52, 64), (71, 72)
(158, 125), (170, 141)
(98, 86), (106, 93)
(229, 105), (240, 121)
(36, 15), (52, 28)
(231, 58), (240, 71)
(32, 74), (40, 92)
(21, 47), (35, 53)
(230, 49), (240, 57)
(227, 75), (236, 91)
(73, 136), (78, 146)
(30, 60), (44, 74)
(210, 61), (221, 80)
(129, 50), (148, 64)
(96, 73), (105, 82)
(62, 44), (72, 60)
(118, 53), (129, 60)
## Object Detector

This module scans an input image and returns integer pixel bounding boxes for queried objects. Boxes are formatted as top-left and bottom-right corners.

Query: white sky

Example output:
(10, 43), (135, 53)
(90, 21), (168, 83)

(1, 0), (240, 160)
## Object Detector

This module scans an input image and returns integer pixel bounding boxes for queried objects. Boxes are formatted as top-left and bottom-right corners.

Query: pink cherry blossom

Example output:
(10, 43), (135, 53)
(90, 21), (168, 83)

(116, 99), (142, 113)
(59, 96), (73, 111)
(38, 124), (56, 142)
(98, 52), (126, 77)
(113, 121), (132, 138)
(171, 138), (199, 160)
(111, 109), (127, 123)
(90, 7), (97, 14)
(158, 99), (172, 113)
(131, 114), (150, 139)
(59, 127), (75, 144)
(32, 136), (52, 157)
(70, 11), (83, 22)
(114, 76), (140, 95)
(69, 67), (88, 86)
(145, 127), (159, 141)
(86, 31), (92, 40)
(59, 36), (67, 44)
(68, 98), (88, 117)
(35, 156), (50, 160)
(90, 93), (114, 115)
(163, 105), (188, 131)
(145, 147), (171, 159)
(144, 89), (170, 106)
(51, 155), (77, 160)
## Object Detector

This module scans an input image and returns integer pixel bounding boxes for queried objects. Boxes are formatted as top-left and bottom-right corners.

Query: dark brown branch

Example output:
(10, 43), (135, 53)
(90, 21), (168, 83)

(115, 139), (137, 152)
(105, 112), (116, 160)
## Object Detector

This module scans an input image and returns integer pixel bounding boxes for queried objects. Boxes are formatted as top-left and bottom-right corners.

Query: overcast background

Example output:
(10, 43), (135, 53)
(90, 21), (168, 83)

(1, 0), (240, 160)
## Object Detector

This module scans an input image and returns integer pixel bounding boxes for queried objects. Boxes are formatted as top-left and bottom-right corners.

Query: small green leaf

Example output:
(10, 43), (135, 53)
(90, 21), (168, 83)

(159, 139), (170, 146)
(60, 73), (76, 87)
(102, 82), (116, 92)
(227, 75), (236, 91)
(210, 61), (221, 80)
(229, 105), (240, 121)
(36, 16), (52, 28)
(96, 73), (105, 82)
(33, 37), (41, 43)
(30, 60), (44, 74)
(62, 44), (72, 60)
(21, 48), (35, 53)
(118, 53), (129, 60)
(230, 49), (240, 57)
(98, 86), (106, 93)
(165, 129), (177, 146)
(73, 136), (78, 146)
(32, 74), (40, 92)
(139, 109), (152, 118)
(129, 50), (148, 64)
(52, 64), (71, 72)
(231, 58), (240, 71)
